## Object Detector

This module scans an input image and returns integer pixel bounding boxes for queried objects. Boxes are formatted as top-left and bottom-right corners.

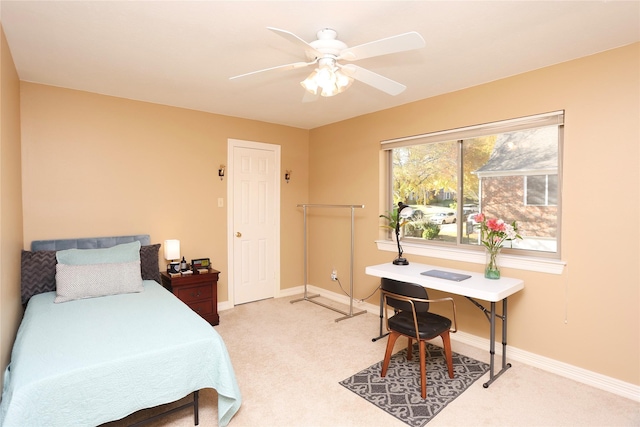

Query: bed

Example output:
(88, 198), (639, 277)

(0, 235), (241, 427)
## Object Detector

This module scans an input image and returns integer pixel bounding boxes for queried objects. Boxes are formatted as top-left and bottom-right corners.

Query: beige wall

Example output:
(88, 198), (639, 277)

(308, 43), (640, 385)
(20, 83), (309, 302)
(0, 25), (24, 391)
(9, 40), (640, 389)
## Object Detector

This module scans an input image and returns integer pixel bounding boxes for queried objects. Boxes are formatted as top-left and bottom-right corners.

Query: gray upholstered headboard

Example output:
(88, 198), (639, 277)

(22, 234), (158, 305)
(31, 234), (151, 251)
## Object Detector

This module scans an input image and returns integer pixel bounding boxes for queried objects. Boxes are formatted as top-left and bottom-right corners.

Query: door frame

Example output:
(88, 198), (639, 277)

(226, 138), (281, 306)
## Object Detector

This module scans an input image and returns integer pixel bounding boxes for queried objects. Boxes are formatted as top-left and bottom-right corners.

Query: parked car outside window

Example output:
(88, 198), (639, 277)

(429, 212), (457, 224)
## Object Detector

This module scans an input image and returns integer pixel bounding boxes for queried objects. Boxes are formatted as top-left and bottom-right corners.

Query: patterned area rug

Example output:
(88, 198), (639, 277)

(339, 343), (489, 427)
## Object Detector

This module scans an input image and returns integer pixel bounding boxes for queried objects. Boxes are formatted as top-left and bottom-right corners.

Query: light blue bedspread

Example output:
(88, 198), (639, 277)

(0, 281), (241, 426)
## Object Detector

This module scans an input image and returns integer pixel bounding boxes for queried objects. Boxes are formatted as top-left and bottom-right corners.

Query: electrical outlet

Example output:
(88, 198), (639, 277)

(331, 269), (337, 281)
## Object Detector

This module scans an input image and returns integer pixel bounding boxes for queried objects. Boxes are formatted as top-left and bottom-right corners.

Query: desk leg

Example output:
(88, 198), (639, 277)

(502, 299), (510, 373)
(482, 298), (512, 388)
(466, 296), (512, 388)
(487, 302), (496, 386)
(372, 290), (389, 342)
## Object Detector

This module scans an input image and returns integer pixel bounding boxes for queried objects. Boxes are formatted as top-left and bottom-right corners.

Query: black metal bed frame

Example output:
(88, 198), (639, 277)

(127, 390), (199, 426)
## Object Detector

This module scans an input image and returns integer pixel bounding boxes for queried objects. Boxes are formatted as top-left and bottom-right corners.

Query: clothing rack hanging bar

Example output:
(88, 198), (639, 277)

(290, 203), (366, 322)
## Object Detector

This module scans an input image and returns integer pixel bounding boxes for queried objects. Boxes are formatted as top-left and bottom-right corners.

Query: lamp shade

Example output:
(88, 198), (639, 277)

(163, 239), (180, 260)
(300, 62), (353, 97)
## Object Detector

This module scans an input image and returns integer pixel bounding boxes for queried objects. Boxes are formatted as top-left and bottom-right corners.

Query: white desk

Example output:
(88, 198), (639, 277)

(365, 262), (524, 388)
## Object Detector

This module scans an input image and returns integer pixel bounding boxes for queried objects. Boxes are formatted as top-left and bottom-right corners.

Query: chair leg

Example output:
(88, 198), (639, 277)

(406, 338), (413, 361)
(381, 331), (401, 377)
(419, 340), (427, 399)
(441, 331), (454, 379)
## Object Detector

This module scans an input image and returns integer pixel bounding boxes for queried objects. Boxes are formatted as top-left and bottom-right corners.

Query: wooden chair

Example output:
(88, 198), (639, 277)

(380, 278), (457, 399)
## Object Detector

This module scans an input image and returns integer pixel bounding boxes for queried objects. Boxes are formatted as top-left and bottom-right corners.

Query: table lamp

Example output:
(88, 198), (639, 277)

(164, 239), (181, 273)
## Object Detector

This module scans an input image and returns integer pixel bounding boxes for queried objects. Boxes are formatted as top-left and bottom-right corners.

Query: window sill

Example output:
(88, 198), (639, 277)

(375, 240), (566, 275)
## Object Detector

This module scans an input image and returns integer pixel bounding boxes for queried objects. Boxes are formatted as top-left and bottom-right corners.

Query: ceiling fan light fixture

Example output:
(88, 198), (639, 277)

(300, 64), (353, 97)
(300, 69), (320, 95)
(335, 69), (353, 91)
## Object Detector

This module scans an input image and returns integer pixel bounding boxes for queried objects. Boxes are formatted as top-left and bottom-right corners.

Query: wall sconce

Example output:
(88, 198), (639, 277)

(285, 170), (292, 184)
(218, 165), (225, 181)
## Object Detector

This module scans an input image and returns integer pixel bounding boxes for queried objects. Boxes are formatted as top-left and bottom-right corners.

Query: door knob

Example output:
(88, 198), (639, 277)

(236, 232), (242, 238)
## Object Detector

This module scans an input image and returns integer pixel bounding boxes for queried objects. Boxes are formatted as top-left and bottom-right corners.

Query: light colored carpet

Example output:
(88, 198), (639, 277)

(109, 295), (639, 426)
(339, 342), (490, 426)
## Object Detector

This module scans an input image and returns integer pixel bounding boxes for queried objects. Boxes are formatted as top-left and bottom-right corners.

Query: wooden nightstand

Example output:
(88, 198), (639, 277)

(160, 269), (220, 326)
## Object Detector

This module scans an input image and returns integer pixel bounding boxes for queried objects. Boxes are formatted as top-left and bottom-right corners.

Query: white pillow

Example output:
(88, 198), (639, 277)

(54, 242), (143, 303)
(55, 261), (143, 303)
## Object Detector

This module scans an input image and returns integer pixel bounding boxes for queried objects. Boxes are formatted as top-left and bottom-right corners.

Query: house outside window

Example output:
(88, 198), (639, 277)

(382, 111), (564, 258)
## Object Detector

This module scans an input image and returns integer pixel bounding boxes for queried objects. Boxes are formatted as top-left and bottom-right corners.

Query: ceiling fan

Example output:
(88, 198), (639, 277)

(230, 27), (426, 99)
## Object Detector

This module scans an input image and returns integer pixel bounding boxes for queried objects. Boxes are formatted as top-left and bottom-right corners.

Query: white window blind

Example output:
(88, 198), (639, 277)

(381, 110), (564, 150)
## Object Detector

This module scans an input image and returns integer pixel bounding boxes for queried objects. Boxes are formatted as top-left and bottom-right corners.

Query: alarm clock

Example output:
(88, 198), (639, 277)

(191, 258), (210, 270)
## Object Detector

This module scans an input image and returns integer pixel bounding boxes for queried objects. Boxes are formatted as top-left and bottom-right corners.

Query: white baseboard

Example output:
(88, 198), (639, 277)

(250, 284), (639, 403)
(218, 300), (234, 312)
(277, 284), (381, 314)
(451, 330), (640, 402)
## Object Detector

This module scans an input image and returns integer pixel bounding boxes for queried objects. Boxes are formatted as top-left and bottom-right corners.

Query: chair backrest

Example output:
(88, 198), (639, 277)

(381, 278), (430, 313)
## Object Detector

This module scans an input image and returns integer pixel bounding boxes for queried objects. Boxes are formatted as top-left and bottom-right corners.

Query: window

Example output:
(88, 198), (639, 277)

(525, 175), (558, 206)
(382, 111), (563, 258)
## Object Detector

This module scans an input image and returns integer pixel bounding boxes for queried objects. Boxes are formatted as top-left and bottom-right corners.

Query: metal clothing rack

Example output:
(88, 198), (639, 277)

(290, 203), (367, 322)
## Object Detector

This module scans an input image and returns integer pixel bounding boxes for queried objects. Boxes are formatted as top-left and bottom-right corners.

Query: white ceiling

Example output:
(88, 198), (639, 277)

(1, 1), (638, 130)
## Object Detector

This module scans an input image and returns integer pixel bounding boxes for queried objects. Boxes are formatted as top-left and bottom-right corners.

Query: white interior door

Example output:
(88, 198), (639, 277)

(228, 139), (279, 305)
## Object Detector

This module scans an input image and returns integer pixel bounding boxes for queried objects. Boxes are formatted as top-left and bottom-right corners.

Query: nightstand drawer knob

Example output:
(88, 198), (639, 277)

(191, 291), (201, 298)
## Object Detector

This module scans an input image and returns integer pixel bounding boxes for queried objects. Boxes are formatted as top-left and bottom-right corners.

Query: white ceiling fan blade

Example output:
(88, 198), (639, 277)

(341, 64), (406, 96)
(229, 60), (315, 80)
(267, 27), (323, 60)
(339, 32), (425, 61)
